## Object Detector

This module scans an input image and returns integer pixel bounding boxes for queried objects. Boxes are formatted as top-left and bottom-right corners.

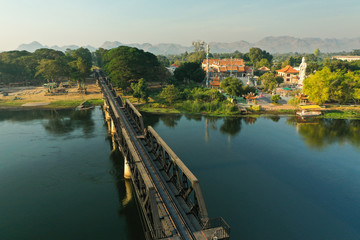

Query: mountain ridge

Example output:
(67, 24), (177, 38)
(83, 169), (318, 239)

(16, 36), (360, 54)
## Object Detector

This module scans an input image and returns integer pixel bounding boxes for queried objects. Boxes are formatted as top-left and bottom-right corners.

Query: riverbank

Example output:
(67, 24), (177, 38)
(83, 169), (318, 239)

(138, 101), (360, 119)
(2, 85), (360, 120)
(0, 84), (104, 110)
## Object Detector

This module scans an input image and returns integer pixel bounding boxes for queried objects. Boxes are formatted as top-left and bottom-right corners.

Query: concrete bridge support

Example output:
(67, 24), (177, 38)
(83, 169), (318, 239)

(124, 156), (131, 179)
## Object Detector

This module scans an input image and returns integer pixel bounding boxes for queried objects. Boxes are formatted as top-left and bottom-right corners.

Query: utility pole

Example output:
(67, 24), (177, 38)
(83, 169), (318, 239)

(230, 56), (233, 77)
(206, 44), (210, 87)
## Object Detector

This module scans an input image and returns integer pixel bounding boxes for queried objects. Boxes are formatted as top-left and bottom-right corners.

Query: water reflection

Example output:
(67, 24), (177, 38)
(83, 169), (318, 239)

(159, 114), (182, 128)
(220, 117), (242, 137)
(288, 117), (360, 149)
(143, 112), (360, 150)
(109, 145), (145, 240)
(0, 109), (95, 136)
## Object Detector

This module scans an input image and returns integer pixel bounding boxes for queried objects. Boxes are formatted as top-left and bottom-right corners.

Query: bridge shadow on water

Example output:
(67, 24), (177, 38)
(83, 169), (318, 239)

(107, 138), (146, 240)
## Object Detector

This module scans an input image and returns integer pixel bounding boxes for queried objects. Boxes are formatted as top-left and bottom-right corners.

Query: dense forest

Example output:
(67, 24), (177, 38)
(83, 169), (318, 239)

(0, 48), (92, 87)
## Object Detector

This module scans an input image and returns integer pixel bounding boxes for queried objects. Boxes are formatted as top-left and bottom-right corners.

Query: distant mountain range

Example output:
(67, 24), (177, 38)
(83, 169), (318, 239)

(16, 36), (360, 55)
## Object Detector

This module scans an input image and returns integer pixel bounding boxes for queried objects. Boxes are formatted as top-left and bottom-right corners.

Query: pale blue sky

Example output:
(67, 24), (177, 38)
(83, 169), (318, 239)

(0, 0), (359, 51)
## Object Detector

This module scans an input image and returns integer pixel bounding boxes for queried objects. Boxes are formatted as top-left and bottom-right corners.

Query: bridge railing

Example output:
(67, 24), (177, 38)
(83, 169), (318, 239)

(203, 217), (231, 239)
(144, 126), (209, 224)
(121, 127), (166, 239)
(124, 99), (145, 133)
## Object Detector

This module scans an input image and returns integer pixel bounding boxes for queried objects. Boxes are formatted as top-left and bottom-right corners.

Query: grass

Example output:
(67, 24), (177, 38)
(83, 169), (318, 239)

(322, 110), (360, 119)
(0, 99), (26, 107)
(87, 98), (104, 105)
(47, 100), (84, 108)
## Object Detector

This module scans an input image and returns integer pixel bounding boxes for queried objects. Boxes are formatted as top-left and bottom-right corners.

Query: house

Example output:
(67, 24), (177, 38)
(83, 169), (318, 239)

(258, 66), (270, 72)
(331, 56), (360, 62)
(276, 65), (299, 84)
(166, 64), (179, 74)
(202, 58), (252, 79)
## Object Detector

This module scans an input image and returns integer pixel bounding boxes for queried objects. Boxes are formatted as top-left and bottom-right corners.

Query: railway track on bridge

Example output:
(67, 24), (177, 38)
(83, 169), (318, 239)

(97, 71), (230, 240)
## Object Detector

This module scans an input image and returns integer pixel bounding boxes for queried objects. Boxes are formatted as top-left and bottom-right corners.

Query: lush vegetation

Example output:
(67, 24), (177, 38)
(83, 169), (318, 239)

(137, 83), (239, 116)
(303, 67), (360, 105)
(103, 46), (169, 89)
(0, 48), (92, 87)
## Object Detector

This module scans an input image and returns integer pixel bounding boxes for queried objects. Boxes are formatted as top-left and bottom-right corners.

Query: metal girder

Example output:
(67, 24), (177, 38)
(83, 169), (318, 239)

(144, 126), (209, 224)
(124, 99), (145, 133)
(120, 127), (165, 239)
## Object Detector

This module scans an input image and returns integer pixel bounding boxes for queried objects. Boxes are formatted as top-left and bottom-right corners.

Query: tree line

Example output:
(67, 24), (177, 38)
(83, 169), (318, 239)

(0, 48), (92, 88)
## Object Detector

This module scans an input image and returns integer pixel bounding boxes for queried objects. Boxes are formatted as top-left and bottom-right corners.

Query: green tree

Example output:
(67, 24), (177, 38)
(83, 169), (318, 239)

(314, 48), (320, 58)
(33, 48), (64, 60)
(131, 78), (149, 102)
(94, 48), (107, 68)
(258, 58), (270, 68)
(259, 72), (280, 91)
(303, 67), (333, 104)
(248, 48), (273, 67)
(67, 48), (92, 90)
(104, 46), (167, 89)
(220, 77), (243, 98)
(157, 55), (170, 67)
(159, 85), (180, 104)
(174, 62), (205, 83)
(35, 57), (69, 83)
(271, 94), (281, 104)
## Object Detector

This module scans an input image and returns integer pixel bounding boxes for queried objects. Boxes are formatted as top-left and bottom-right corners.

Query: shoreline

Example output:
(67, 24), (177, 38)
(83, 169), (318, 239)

(2, 103), (360, 119)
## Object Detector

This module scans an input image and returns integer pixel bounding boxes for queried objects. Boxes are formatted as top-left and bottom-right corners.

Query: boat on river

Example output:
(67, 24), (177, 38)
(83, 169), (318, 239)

(296, 105), (323, 117)
(76, 100), (94, 111)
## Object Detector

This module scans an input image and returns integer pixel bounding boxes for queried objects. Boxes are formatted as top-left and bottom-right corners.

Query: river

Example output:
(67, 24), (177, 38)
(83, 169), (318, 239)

(1, 108), (360, 240)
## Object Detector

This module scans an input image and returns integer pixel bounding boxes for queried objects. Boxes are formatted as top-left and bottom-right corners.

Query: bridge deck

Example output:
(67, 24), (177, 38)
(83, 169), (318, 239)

(98, 73), (230, 240)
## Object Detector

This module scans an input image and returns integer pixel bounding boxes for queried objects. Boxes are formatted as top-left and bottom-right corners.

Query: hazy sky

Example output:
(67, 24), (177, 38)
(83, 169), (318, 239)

(1, 0), (359, 51)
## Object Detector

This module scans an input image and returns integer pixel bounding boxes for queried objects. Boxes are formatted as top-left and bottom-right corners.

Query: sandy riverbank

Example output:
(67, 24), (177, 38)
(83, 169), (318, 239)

(0, 84), (103, 109)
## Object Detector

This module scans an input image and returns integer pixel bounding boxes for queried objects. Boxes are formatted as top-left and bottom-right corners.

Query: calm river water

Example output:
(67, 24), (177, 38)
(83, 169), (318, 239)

(1, 107), (360, 240)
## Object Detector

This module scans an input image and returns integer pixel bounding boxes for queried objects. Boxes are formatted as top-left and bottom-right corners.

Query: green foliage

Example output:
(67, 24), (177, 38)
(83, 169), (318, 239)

(248, 48), (273, 67)
(159, 85), (180, 104)
(314, 48), (320, 57)
(271, 95), (281, 103)
(157, 55), (170, 67)
(94, 48), (107, 68)
(174, 62), (205, 83)
(186, 51), (206, 63)
(220, 77), (243, 98)
(175, 100), (238, 115)
(303, 67), (360, 104)
(182, 87), (225, 102)
(288, 97), (300, 107)
(33, 48), (64, 60)
(258, 58), (271, 68)
(259, 72), (280, 91)
(131, 78), (149, 102)
(0, 48), (94, 87)
(35, 57), (70, 82)
(104, 46), (167, 89)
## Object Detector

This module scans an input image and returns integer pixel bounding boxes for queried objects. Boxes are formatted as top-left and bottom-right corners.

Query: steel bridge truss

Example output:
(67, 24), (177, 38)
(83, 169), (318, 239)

(98, 75), (230, 240)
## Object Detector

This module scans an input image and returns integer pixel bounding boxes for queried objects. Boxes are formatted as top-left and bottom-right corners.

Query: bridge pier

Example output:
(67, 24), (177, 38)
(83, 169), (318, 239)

(124, 156), (131, 179)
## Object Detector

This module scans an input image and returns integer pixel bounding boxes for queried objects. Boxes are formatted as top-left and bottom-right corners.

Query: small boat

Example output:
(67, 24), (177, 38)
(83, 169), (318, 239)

(296, 110), (322, 117)
(296, 105), (323, 117)
(76, 100), (94, 111)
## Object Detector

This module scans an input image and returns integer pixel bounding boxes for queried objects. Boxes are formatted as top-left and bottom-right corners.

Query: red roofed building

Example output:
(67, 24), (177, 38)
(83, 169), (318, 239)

(202, 58), (251, 79)
(210, 76), (221, 88)
(276, 65), (299, 84)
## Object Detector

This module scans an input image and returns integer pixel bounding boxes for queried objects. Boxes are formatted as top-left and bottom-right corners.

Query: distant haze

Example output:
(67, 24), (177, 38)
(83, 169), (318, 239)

(16, 36), (360, 54)
(1, 0), (359, 52)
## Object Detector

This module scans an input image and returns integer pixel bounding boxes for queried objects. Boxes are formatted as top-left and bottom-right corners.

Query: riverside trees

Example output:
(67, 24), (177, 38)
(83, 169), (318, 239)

(103, 46), (168, 89)
(0, 48), (92, 88)
(303, 67), (360, 105)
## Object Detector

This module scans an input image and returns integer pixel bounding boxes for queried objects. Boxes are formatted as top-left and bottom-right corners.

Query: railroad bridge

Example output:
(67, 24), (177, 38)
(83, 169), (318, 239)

(97, 73), (230, 240)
